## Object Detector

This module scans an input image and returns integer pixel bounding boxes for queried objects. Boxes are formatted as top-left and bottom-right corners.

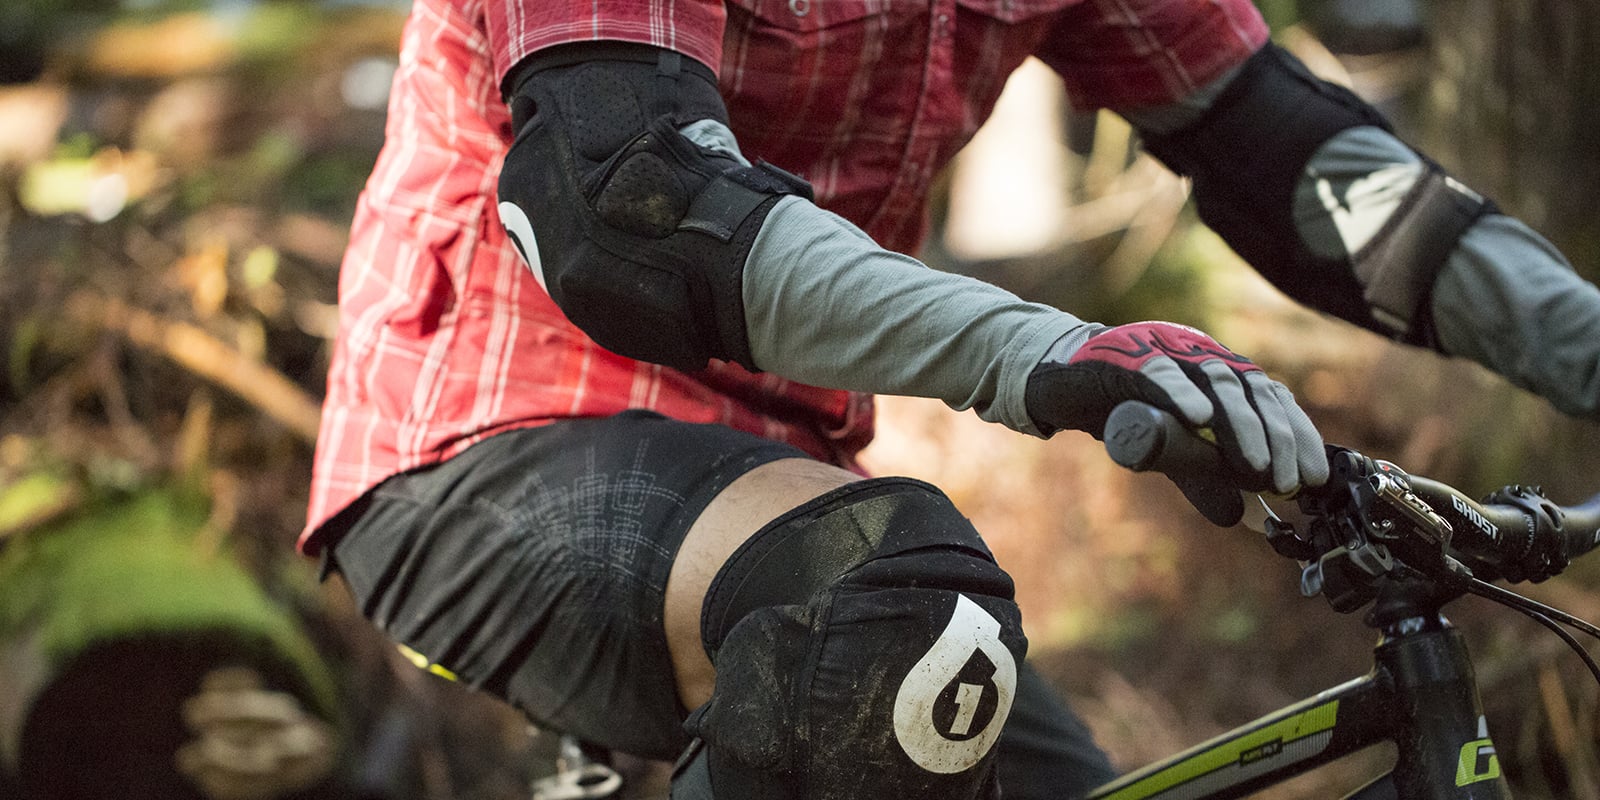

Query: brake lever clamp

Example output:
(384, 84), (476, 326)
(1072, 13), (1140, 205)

(1369, 471), (1452, 548)
(1365, 469), (1456, 578)
(1291, 448), (1457, 612)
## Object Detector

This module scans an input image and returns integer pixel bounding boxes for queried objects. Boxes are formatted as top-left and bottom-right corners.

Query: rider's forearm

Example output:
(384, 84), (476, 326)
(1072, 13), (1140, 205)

(1433, 217), (1600, 418)
(744, 197), (1086, 436)
(495, 42), (1088, 407)
(1134, 44), (1491, 348)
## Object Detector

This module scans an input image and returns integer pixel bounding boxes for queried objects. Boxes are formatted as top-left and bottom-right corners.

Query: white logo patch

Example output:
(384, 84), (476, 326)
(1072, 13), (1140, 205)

(497, 201), (547, 291)
(1314, 162), (1423, 255)
(892, 595), (1017, 774)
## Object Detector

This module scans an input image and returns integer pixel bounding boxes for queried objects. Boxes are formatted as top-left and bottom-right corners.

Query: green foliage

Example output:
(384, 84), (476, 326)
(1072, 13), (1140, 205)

(234, 1), (324, 64)
(0, 471), (74, 532)
(6, 317), (45, 396)
(282, 150), (374, 216)
(1252, 0), (1302, 31)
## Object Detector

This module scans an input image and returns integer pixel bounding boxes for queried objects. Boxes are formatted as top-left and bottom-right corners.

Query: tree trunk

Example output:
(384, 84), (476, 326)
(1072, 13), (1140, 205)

(1418, 0), (1600, 276)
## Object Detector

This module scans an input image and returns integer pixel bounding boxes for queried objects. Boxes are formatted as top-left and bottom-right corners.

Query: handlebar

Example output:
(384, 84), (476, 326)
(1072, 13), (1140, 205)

(1103, 401), (1600, 604)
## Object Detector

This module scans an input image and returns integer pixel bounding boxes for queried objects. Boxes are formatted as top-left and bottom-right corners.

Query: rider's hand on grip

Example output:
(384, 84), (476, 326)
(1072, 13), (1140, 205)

(1026, 321), (1329, 524)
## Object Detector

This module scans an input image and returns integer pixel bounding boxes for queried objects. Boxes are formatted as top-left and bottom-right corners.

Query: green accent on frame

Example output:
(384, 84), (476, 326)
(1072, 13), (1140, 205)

(1101, 700), (1340, 800)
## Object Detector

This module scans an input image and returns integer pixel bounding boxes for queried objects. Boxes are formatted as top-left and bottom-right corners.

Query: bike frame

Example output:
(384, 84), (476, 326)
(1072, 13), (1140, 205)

(1086, 583), (1511, 800)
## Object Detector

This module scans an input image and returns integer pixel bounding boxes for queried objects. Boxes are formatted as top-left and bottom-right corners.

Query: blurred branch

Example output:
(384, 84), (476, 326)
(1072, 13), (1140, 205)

(1537, 662), (1599, 796)
(1094, 160), (1189, 295)
(65, 291), (320, 443)
(273, 213), (349, 268)
(1057, 157), (1182, 246)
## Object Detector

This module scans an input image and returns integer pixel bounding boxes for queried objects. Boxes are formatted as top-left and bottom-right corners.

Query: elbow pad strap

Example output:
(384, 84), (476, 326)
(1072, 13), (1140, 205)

(1354, 166), (1496, 341)
(1142, 43), (1490, 346)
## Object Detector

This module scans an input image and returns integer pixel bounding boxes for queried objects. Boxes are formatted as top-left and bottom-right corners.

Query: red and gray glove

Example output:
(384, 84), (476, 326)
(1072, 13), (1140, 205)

(1026, 321), (1329, 522)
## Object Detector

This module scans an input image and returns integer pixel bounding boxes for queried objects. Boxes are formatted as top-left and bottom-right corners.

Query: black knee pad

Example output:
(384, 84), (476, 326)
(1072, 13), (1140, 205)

(679, 478), (1025, 800)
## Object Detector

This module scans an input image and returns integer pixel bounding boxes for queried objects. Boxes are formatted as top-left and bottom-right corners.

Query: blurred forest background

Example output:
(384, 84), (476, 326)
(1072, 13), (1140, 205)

(1, 0), (1598, 798)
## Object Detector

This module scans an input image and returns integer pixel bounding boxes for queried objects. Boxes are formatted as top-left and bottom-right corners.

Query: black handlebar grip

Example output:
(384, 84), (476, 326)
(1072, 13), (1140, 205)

(1104, 401), (1226, 476)
(1103, 401), (1244, 527)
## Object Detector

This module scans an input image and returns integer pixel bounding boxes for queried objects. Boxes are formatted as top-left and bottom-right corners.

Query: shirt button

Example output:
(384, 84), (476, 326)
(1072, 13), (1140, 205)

(789, 0), (811, 17)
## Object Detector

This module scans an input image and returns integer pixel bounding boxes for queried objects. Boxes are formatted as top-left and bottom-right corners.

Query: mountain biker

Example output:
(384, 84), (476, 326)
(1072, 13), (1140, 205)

(302, 0), (1600, 797)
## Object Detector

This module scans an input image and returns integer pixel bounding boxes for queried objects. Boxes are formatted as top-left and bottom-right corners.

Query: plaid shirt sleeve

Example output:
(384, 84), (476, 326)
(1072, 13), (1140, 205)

(1035, 0), (1270, 111)
(482, 0), (728, 87)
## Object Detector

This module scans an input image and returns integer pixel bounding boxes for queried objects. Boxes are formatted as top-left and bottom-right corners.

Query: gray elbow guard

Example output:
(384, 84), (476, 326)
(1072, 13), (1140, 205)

(1143, 44), (1494, 347)
(496, 43), (812, 371)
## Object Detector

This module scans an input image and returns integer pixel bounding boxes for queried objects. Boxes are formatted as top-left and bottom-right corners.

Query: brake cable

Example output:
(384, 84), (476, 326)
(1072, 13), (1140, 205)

(1462, 577), (1600, 686)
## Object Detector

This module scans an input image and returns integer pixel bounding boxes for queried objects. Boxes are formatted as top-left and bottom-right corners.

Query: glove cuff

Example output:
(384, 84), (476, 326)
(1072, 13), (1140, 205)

(1022, 324), (1107, 436)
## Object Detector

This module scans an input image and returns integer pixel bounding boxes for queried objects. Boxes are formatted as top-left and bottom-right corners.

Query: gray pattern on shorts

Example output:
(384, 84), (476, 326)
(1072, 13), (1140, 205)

(507, 438), (686, 593)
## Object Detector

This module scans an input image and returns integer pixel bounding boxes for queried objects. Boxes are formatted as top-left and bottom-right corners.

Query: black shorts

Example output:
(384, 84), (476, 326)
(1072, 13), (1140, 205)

(322, 410), (1116, 797)
(322, 410), (806, 759)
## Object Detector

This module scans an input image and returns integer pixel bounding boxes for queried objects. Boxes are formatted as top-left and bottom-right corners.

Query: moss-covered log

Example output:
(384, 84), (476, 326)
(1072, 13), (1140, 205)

(0, 487), (340, 799)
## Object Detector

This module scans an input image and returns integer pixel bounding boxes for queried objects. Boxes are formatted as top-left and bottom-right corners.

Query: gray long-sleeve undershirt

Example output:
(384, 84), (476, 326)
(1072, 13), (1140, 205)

(744, 199), (1086, 436)
(1434, 217), (1600, 417)
(721, 63), (1600, 438)
(680, 119), (1087, 436)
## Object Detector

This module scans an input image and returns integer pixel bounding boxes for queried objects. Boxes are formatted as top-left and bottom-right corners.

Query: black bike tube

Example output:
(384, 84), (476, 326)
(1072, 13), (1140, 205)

(1377, 620), (1511, 800)
(1083, 675), (1393, 800)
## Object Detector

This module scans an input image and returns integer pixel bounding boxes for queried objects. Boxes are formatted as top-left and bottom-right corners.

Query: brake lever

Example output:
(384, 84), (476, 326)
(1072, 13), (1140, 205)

(1255, 497), (1317, 561)
(1262, 451), (1462, 611)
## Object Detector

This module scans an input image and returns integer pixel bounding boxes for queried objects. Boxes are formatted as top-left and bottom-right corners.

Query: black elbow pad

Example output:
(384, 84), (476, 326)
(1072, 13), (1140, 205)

(496, 43), (812, 371)
(1143, 44), (1492, 347)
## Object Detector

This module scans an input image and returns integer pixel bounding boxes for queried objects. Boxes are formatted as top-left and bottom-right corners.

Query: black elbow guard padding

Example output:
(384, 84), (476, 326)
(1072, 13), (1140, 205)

(496, 43), (812, 371)
(1143, 44), (1492, 346)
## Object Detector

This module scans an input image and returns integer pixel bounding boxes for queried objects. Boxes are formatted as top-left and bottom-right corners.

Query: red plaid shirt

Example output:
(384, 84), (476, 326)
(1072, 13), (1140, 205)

(302, 0), (1267, 551)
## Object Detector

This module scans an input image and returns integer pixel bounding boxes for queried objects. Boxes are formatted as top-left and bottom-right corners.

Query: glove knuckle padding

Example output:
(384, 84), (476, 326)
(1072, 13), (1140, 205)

(1024, 322), (1327, 499)
(1027, 322), (1252, 434)
(688, 478), (1022, 799)
(1142, 43), (1492, 347)
(496, 48), (812, 371)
